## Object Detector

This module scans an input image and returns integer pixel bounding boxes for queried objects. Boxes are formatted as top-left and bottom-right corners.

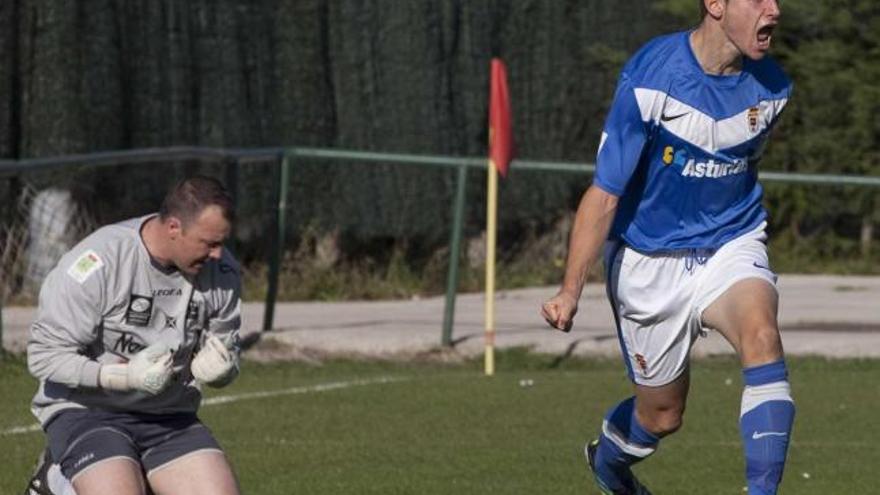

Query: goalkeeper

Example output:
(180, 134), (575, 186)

(26, 176), (242, 495)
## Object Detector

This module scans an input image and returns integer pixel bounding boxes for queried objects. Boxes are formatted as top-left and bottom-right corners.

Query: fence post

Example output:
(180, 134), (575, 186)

(441, 164), (469, 347)
(262, 152), (291, 332)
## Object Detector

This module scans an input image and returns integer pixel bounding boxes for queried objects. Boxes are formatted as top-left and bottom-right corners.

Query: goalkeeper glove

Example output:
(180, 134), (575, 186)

(191, 334), (238, 387)
(99, 341), (175, 394)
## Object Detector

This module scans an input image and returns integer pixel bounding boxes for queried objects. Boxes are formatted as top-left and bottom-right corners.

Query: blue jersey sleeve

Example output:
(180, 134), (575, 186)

(593, 74), (649, 196)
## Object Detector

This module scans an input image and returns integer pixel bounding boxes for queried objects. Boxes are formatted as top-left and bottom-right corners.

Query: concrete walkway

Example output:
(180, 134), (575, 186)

(3, 275), (879, 359)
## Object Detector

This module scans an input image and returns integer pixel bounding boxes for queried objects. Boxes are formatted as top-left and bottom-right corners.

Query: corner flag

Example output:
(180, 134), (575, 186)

(485, 58), (514, 376)
(489, 58), (513, 177)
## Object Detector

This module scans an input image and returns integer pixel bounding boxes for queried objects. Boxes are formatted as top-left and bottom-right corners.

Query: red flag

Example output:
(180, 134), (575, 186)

(489, 58), (513, 177)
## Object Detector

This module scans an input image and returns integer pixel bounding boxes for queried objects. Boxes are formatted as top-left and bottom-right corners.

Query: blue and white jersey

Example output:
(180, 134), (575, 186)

(594, 31), (792, 252)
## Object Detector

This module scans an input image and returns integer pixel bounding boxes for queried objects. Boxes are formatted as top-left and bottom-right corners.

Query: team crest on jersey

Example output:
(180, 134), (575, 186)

(747, 106), (760, 134)
(634, 353), (649, 375)
(125, 295), (153, 326)
(67, 250), (104, 284)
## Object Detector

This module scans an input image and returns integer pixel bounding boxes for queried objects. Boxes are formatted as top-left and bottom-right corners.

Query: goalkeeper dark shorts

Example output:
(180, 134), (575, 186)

(45, 408), (223, 482)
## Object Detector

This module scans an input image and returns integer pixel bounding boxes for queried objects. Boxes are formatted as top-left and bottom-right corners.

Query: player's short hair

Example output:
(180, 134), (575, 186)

(159, 176), (234, 226)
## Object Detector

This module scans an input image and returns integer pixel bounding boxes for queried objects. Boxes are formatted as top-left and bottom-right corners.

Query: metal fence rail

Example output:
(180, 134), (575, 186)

(2, 146), (879, 350)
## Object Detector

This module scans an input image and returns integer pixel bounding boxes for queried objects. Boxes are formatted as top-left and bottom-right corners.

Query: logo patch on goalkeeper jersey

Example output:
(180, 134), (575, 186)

(125, 295), (153, 326)
(67, 250), (104, 284)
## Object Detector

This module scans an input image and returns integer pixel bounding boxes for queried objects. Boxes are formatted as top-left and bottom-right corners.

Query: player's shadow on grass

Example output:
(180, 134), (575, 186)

(449, 333), (618, 369)
(546, 335), (617, 368)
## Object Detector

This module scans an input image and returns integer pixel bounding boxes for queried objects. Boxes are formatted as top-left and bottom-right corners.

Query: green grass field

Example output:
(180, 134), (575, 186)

(1, 352), (877, 494)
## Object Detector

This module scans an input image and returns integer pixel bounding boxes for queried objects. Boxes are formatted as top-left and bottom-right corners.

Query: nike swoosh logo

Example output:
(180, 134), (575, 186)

(660, 112), (689, 122)
(752, 262), (771, 271)
(752, 431), (787, 440)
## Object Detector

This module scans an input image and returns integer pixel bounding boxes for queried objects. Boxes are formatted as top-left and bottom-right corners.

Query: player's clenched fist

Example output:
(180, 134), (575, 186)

(99, 341), (175, 394)
(541, 291), (579, 333)
(191, 334), (239, 387)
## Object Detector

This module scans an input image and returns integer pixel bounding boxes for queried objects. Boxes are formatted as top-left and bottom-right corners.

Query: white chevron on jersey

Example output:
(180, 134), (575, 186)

(633, 88), (788, 153)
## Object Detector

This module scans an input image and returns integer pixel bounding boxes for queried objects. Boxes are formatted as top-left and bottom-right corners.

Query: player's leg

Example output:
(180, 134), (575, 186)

(703, 278), (794, 495)
(72, 459), (146, 495)
(139, 416), (239, 495)
(589, 372), (689, 493)
(147, 451), (239, 495)
(45, 410), (146, 495)
(591, 243), (699, 493)
(633, 370), (689, 438)
(703, 277), (783, 365)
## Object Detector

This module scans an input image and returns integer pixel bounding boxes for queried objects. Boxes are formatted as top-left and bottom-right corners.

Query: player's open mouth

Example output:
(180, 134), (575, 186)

(757, 25), (775, 49)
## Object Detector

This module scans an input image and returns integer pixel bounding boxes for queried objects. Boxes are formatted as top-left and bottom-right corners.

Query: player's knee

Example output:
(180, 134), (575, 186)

(639, 407), (684, 437)
(654, 411), (683, 437)
(741, 323), (783, 363)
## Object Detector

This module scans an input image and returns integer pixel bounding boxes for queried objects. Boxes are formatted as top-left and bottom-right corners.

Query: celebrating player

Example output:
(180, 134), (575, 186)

(26, 176), (242, 495)
(541, 0), (793, 493)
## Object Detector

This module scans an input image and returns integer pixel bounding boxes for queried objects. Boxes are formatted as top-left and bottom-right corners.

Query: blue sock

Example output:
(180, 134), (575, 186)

(593, 397), (659, 491)
(740, 360), (795, 495)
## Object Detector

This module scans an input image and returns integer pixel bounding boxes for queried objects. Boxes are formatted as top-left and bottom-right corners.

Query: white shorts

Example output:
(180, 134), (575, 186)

(604, 222), (778, 387)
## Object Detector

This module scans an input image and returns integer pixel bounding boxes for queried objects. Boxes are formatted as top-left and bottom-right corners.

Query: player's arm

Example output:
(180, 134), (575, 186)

(191, 256), (242, 388)
(28, 249), (110, 388)
(542, 71), (648, 332)
(27, 249), (173, 394)
(541, 186), (618, 332)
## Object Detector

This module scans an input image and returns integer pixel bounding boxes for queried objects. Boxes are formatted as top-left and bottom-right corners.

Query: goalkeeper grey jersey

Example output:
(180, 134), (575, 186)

(28, 215), (241, 425)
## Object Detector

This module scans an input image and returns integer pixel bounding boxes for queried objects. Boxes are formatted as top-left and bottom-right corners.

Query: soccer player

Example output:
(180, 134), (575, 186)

(26, 176), (242, 495)
(540, 1), (793, 494)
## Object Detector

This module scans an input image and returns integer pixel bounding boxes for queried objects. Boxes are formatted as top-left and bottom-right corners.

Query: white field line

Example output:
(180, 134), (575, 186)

(1, 424), (41, 435)
(202, 376), (407, 406)
(1, 375), (408, 437)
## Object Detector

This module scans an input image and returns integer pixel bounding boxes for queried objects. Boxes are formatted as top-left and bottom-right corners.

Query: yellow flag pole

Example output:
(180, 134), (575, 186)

(484, 158), (498, 376)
